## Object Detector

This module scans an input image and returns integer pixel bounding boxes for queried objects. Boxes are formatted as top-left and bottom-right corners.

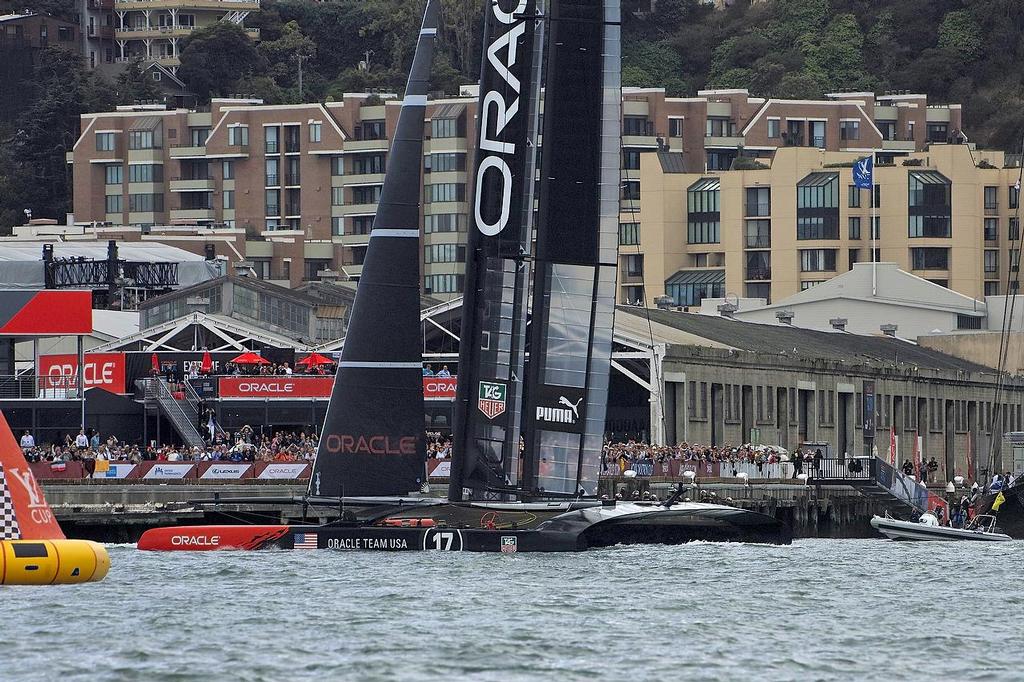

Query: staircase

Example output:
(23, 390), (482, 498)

(136, 377), (205, 449)
(809, 457), (938, 515)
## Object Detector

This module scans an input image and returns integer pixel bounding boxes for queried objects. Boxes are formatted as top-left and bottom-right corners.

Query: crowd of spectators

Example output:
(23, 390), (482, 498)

(602, 439), (791, 471)
(20, 427), (318, 465)
(426, 431), (453, 459)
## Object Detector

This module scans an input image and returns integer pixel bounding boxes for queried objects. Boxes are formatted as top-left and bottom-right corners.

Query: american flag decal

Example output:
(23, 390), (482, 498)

(293, 533), (318, 550)
(0, 463), (21, 541)
(500, 536), (517, 553)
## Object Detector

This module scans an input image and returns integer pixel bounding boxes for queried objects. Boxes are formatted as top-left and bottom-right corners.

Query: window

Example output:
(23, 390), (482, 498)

(426, 183), (465, 203)
(353, 154), (386, 174)
(105, 164), (123, 185)
(360, 120), (386, 140)
(911, 247), (949, 270)
(222, 160), (234, 180)
(666, 276), (724, 307)
(1011, 185), (1020, 210)
(687, 178), (720, 244)
(284, 125), (300, 153)
(622, 149), (641, 170)
(423, 274), (463, 294)
(128, 130), (156, 150)
(985, 218), (999, 241)
(331, 187), (344, 206)
(624, 254), (644, 277)
(431, 117), (459, 138)
(96, 132), (115, 151)
(871, 216), (881, 240)
(743, 187), (770, 217)
(331, 156), (344, 176)
(849, 249), (859, 267)
(669, 118), (684, 137)
(353, 185), (383, 204)
(425, 153), (462, 173)
(424, 244), (466, 264)
(304, 259), (331, 281)
(189, 127), (210, 146)
(926, 123), (948, 143)
(623, 116), (651, 136)
(309, 122), (322, 143)
(796, 172), (839, 240)
(264, 126), (278, 152)
(1011, 249), (1021, 272)
(105, 194), (122, 213)
(745, 252), (770, 280)
(799, 249), (837, 272)
(619, 222), (640, 246)
(705, 117), (733, 137)
(1011, 218), (1020, 241)
(351, 216), (374, 235)
(985, 186), (999, 211)
(767, 119), (780, 139)
(622, 181), (640, 201)
(128, 164), (162, 183)
(985, 250), (999, 273)
(840, 120), (859, 141)
(745, 220), (770, 248)
(986, 281), (1000, 296)
(848, 184), (861, 208)
(331, 217), (344, 236)
(265, 158), (279, 187)
(222, 190), (234, 210)
(229, 125), (249, 147)
(128, 193), (163, 212)
(424, 213), (465, 233)
(265, 189), (280, 216)
(848, 216), (861, 240)
(908, 171), (951, 238)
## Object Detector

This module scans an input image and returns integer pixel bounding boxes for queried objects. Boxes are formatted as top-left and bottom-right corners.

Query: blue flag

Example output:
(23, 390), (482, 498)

(853, 156), (873, 189)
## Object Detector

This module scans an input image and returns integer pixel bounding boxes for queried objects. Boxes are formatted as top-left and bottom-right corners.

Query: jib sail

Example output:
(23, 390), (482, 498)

(520, 0), (621, 497)
(308, 0), (440, 498)
(448, 0), (544, 501)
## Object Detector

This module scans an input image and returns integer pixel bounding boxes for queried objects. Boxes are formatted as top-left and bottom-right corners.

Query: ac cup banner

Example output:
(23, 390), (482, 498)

(853, 156), (873, 190)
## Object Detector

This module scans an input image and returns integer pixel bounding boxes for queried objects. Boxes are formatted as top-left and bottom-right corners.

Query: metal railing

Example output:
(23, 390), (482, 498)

(745, 235), (771, 248)
(745, 202), (771, 217)
(746, 268), (771, 281)
(804, 457), (872, 481)
(137, 377), (205, 448)
(1, 375), (82, 399)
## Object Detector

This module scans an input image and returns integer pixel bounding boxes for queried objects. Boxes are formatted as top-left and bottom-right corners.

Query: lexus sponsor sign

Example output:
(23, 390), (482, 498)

(533, 384), (586, 434)
(200, 463), (252, 479)
(39, 353), (127, 394)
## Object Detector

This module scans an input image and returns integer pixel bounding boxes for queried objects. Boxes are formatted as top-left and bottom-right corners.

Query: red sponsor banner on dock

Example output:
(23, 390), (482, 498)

(39, 352), (127, 394)
(219, 377), (334, 398)
(423, 377), (456, 400)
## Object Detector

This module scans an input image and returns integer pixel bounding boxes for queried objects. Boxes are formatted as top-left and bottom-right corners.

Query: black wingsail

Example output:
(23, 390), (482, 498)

(448, 0), (544, 501)
(520, 0), (621, 497)
(308, 0), (439, 498)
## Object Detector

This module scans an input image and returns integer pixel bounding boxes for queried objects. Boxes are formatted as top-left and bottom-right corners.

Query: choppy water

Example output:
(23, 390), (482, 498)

(1, 541), (1021, 681)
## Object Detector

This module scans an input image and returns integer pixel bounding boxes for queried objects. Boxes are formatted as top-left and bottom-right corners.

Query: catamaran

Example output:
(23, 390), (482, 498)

(137, 0), (791, 553)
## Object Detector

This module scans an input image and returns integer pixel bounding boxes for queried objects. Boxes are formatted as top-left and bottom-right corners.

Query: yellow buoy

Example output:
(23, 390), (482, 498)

(0, 539), (110, 585)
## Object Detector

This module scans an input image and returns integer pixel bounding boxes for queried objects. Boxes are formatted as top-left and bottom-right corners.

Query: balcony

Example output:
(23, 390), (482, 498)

(169, 178), (214, 192)
(284, 174), (301, 187)
(115, 0), (259, 10)
(344, 138), (390, 153)
(745, 202), (770, 218)
(746, 268), (771, 281)
(169, 208), (214, 222)
(88, 0), (114, 8)
(704, 135), (746, 148)
(284, 204), (301, 217)
(745, 235), (771, 249)
(265, 174), (280, 187)
(881, 139), (916, 152)
(115, 25), (192, 39)
(985, 204), (999, 216)
(337, 172), (385, 187)
(169, 144), (207, 159)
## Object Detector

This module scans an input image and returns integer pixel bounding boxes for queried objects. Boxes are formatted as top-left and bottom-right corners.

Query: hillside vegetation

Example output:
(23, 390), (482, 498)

(2, 0), (1024, 227)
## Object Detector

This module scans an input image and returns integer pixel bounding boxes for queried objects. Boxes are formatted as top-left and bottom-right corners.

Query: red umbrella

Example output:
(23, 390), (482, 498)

(200, 350), (213, 374)
(296, 352), (336, 368)
(230, 351), (270, 365)
(150, 353), (160, 375)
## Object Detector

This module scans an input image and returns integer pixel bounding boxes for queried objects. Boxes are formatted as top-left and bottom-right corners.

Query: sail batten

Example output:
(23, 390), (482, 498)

(307, 0), (439, 498)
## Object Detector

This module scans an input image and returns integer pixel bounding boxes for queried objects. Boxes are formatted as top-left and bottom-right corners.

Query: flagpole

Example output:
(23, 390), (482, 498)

(871, 149), (877, 297)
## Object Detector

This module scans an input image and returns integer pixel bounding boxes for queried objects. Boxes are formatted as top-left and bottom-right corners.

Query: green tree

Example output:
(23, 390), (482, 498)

(259, 20), (317, 100)
(115, 58), (163, 105)
(938, 10), (983, 61)
(177, 22), (265, 101)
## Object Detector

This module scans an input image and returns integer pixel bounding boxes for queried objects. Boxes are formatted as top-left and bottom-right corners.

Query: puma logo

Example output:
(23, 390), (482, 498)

(559, 396), (583, 420)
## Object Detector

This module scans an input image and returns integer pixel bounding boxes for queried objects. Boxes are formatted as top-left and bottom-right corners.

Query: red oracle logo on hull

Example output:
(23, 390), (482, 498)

(171, 535), (221, 547)
(324, 435), (417, 456)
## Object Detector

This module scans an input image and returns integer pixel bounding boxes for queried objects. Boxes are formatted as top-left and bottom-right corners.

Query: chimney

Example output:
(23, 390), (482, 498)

(204, 243), (216, 261)
(830, 317), (847, 331)
(717, 303), (737, 318)
(775, 310), (794, 325)
(880, 323), (898, 337)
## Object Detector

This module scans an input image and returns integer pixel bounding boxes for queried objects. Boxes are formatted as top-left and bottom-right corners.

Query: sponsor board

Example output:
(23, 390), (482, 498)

(219, 377), (334, 399)
(423, 376), (457, 400)
(101, 463), (137, 479)
(257, 463), (310, 479)
(630, 459), (655, 477)
(478, 381), (507, 419)
(500, 536), (518, 553)
(428, 460), (452, 478)
(38, 353), (127, 394)
(533, 384), (586, 434)
(199, 463), (252, 479)
(142, 463), (195, 479)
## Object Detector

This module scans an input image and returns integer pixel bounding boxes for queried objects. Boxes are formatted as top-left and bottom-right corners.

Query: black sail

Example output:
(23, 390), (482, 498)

(448, 0), (543, 501)
(521, 0), (621, 497)
(308, 0), (439, 498)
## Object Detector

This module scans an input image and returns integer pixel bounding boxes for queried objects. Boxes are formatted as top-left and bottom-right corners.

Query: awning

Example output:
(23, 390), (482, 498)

(665, 269), (725, 286)
(910, 170), (950, 185)
(129, 116), (162, 131)
(658, 151), (687, 173)
(430, 103), (466, 120)
(688, 177), (720, 192)
(797, 171), (838, 187)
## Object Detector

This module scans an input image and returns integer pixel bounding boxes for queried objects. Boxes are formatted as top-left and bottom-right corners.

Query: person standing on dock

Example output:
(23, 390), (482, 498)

(791, 448), (803, 479)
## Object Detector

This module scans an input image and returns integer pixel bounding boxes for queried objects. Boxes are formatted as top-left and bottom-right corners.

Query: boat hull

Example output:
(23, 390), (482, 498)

(869, 516), (1010, 542)
(137, 502), (792, 552)
(977, 484), (1024, 538)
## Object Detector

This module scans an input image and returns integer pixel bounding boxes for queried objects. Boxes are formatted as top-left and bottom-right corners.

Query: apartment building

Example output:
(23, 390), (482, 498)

(67, 87), (965, 299)
(628, 143), (1021, 307)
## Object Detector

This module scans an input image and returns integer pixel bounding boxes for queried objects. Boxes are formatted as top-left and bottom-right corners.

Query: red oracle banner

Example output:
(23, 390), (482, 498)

(219, 376), (335, 398)
(423, 376), (456, 400)
(38, 352), (127, 394)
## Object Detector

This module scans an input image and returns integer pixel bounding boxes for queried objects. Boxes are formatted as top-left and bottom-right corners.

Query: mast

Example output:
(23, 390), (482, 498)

(307, 0), (439, 498)
(448, 0), (544, 501)
(520, 0), (621, 497)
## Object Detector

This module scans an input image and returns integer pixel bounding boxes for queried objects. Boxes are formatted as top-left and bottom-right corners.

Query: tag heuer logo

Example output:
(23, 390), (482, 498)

(478, 381), (507, 419)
